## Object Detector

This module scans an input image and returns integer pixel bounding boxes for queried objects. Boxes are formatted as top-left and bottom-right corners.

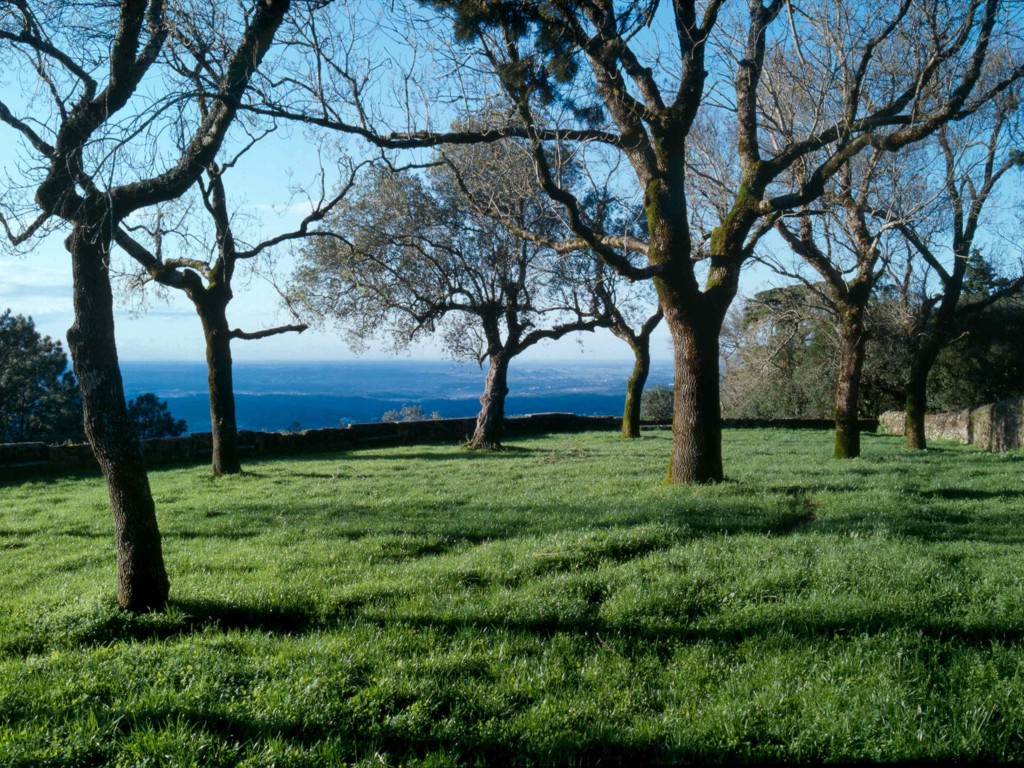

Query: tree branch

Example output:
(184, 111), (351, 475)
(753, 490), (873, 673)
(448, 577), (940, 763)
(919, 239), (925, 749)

(230, 323), (308, 340)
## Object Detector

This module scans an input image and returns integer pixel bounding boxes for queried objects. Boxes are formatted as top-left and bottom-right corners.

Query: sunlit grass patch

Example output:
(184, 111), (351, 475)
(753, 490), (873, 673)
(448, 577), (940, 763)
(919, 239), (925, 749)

(2, 429), (1024, 764)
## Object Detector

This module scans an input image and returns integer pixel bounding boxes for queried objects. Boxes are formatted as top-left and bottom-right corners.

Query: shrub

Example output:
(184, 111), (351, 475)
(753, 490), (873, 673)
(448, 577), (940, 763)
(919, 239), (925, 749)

(640, 384), (673, 423)
(381, 405), (437, 422)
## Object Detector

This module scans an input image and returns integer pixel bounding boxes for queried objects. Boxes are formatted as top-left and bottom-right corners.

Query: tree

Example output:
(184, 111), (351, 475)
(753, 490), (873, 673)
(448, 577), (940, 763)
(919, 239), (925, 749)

(604, 281), (663, 438)
(311, 0), (1019, 481)
(640, 384), (673, 423)
(456, 160), (663, 438)
(720, 285), (906, 420)
(0, 0), (292, 611)
(291, 141), (609, 449)
(771, 147), (927, 457)
(127, 393), (187, 440)
(0, 310), (83, 443)
(381, 405), (442, 422)
(582, 203), (663, 438)
(928, 286), (1024, 411)
(721, 287), (838, 419)
(114, 155), (359, 475)
(883, 89), (1024, 449)
(440, 117), (663, 440)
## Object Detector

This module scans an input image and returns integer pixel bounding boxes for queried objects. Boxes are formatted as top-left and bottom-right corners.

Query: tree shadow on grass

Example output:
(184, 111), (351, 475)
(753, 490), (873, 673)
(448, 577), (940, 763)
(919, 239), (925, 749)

(326, 444), (546, 462)
(40, 600), (1024, 766)
(168, 528), (267, 541)
(920, 487), (1024, 502)
(88, 707), (689, 768)
(38, 575), (1024, 652)
(0, 465), (101, 488)
(804, 498), (1024, 545)
(90, 703), (982, 767)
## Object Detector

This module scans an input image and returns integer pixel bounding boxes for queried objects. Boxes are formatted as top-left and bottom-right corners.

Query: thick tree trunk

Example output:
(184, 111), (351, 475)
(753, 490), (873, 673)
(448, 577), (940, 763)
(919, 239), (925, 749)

(65, 226), (169, 612)
(196, 299), (241, 475)
(664, 311), (723, 483)
(622, 342), (651, 439)
(833, 305), (868, 459)
(470, 352), (510, 449)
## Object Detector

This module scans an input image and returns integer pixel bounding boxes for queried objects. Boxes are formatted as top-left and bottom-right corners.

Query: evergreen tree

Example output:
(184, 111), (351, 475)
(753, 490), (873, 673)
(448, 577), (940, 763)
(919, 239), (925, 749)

(126, 394), (188, 440)
(0, 310), (83, 443)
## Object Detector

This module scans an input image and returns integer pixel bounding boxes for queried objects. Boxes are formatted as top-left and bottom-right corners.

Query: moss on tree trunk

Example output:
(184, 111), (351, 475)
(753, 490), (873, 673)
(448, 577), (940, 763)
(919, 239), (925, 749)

(622, 343), (651, 439)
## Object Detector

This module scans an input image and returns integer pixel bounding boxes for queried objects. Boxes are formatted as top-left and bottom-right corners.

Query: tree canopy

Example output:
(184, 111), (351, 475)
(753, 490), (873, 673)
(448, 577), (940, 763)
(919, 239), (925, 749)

(291, 138), (616, 447)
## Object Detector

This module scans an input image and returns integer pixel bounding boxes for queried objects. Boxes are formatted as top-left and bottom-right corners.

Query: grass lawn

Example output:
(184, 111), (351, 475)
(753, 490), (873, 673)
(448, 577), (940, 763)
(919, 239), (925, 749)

(2, 429), (1024, 765)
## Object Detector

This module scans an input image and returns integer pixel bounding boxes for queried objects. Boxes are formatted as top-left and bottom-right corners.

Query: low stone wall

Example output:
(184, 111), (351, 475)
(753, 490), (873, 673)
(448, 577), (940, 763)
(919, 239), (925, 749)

(879, 394), (1024, 451)
(0, 413), (620, 476)
(722, 417), (878, 432)
(0, 413), (879, 478)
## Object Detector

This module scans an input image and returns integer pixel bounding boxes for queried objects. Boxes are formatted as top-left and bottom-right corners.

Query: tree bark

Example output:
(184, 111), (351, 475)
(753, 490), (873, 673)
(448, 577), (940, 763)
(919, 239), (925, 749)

(622, 341), (651, 439)
(833, 305), (868, 459)
(195, 297), (242, 475)
(904, 335), (947, 451)
(664, 310), (724, 483)
(65, 225), (169, 612)
(470, 351), (511, 449)
(904, 360), (929, 450)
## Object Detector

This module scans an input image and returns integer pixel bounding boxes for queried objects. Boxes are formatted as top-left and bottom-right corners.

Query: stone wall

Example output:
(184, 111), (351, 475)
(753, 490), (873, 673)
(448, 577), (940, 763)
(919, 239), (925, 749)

(0, 413), (879, 478)
(879, 394), (1024, 451)
(0, 414), (619, 477)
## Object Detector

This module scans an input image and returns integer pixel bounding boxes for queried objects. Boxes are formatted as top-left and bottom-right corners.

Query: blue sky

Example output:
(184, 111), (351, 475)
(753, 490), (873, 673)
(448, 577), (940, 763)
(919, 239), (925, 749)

(0, 241), (676, 362)
(0, 202), (681, 363)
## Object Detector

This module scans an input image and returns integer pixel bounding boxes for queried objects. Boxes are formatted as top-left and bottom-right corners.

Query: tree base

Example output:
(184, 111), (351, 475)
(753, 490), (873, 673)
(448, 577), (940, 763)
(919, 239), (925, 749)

(465, 438), (503, 451)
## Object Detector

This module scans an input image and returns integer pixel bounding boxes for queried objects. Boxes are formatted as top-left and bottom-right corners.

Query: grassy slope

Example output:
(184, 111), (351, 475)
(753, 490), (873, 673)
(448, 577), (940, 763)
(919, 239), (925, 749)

(2, 429), (1024, 766)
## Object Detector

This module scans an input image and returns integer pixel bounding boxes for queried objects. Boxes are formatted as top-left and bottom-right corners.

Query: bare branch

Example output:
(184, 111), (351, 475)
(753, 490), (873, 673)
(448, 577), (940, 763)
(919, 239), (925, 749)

(231, 323), (308, 340)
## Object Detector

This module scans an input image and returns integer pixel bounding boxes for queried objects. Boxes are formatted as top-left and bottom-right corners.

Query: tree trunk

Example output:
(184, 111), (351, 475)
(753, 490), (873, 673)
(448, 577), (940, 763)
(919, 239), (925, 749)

(664, 311), (724, 483)
(470, 352), (510, 449)
(65, 226), (169, 612)
(196, 298), (242, 475)
(622, 341), (651, 438)
(904, 343), (942, 451)
(833, 305), (868, 459)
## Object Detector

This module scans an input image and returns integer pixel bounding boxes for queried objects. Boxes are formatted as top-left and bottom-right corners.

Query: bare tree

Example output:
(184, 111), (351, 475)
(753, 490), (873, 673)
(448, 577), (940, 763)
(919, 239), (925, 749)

(0, 0), (291, 610)
(882, 89), (1024, 449)
(113, 154), (364, 475)
(771, 148), (932, 457)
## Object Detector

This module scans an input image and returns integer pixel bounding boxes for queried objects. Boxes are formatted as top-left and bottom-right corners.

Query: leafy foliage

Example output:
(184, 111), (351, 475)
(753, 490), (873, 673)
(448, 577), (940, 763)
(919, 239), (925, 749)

(290, 135), (605, 363)
(721, 289), (840, 419)
(126, 393), (187, 440)
(929, 298), (1024, 410)
(0, 310), (83, 443)
(381, 405), (442, 422)
(722, 272), (1024, 420)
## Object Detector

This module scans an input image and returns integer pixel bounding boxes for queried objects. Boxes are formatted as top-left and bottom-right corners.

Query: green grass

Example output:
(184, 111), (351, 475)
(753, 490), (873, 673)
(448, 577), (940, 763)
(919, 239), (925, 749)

(3, 429), (1024, 765)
